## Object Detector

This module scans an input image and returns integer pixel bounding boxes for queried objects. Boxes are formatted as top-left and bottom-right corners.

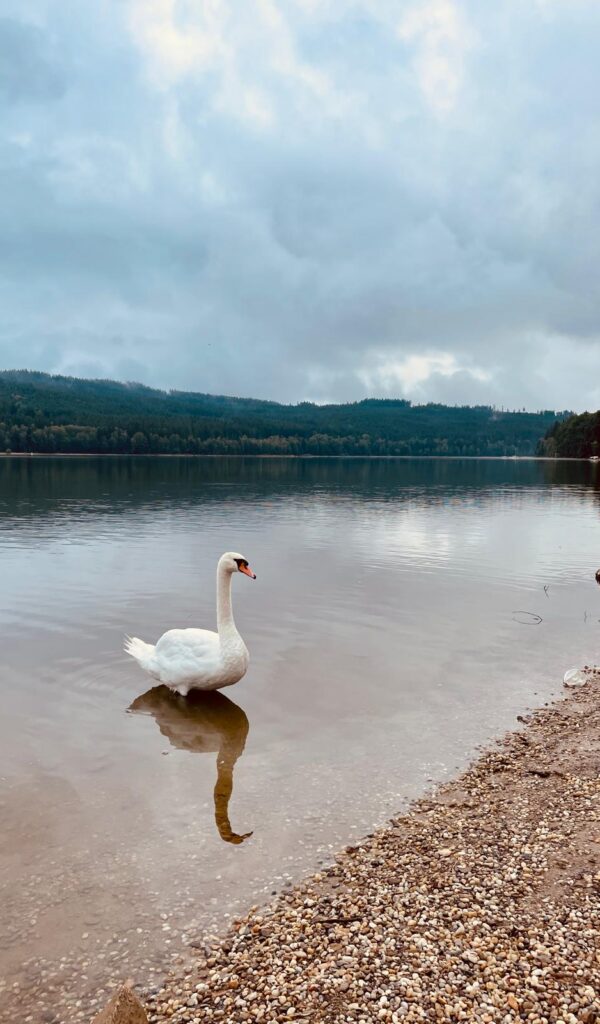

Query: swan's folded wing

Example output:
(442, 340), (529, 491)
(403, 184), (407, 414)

(154, 628), (220, 681)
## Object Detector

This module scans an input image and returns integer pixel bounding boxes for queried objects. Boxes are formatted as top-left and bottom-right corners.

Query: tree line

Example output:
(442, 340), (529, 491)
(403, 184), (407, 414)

(538, 411), (600, 458)
(0, 369), (567, 457)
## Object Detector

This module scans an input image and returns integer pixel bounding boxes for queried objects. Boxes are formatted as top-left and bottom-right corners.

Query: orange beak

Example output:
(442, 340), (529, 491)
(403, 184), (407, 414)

(239, 564), (256, 579)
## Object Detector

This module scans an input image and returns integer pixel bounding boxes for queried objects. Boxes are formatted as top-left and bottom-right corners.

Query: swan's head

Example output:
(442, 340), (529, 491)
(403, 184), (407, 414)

(220, 551), (256, 579)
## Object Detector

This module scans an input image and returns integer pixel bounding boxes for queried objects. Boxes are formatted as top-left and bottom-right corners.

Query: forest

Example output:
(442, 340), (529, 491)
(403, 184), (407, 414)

(538, 410), (600, 458)
(0, 370), (566, 457)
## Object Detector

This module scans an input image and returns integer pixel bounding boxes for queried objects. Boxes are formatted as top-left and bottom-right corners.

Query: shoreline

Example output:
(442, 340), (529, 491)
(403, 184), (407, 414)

(0, 453), (598, 462)
(144, 677), (600, 1024)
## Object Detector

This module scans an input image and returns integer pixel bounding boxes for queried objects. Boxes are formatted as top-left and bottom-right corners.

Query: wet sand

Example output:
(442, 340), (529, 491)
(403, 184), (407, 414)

(146, 675), (600, 1024)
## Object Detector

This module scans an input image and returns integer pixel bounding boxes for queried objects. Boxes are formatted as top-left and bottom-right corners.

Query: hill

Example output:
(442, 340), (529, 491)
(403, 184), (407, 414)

(0, 370), (565, 457)
(538, 410), (600, 458)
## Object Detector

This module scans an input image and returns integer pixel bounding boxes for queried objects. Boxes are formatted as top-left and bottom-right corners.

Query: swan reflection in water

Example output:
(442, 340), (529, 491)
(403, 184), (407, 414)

(128, 687), (252, 845)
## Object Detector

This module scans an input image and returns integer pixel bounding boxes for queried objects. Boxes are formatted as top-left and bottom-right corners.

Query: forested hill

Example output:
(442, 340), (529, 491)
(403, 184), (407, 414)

(538, 411), (600, 458)
(0, 370), (565, 457)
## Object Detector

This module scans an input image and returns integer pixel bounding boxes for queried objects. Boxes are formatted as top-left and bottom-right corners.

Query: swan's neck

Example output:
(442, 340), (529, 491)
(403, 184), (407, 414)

(216, 566), (239, 639)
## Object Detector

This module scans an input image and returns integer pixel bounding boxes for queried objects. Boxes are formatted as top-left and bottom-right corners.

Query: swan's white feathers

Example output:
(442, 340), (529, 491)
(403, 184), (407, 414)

(155, 627), (219, 659)
(154, 628), (221, 686)
(124, 636), (159, 677)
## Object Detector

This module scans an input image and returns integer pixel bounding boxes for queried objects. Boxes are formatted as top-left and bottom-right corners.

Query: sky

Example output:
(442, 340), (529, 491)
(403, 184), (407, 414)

(2, 1), (600, 410)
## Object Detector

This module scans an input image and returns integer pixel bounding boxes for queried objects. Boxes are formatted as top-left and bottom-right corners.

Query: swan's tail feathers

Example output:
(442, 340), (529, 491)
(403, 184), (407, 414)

(124, 635), (158, 674)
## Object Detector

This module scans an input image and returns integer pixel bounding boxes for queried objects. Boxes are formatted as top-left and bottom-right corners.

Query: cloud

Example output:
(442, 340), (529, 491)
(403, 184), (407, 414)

(1, 1), (600, 410)
(358, 353), (491, 397)
(397, 0), (475, 114)
(128, 0), (229, 86)
(0, 17), (65, 103)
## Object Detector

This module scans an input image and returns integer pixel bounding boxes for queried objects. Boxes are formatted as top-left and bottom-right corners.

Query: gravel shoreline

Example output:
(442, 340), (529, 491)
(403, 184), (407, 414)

(146, 677), (600, 1024)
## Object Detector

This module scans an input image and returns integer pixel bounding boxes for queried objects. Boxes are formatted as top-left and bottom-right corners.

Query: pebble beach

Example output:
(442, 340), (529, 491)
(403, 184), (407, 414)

(146, 676), (600, 1024)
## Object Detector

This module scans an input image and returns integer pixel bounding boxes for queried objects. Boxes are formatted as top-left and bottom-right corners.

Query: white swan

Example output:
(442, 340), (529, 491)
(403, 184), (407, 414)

(124, 552), (256, 695)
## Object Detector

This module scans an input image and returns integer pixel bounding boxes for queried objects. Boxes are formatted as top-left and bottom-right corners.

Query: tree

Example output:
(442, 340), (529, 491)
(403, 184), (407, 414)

(131, 431), (149, 453)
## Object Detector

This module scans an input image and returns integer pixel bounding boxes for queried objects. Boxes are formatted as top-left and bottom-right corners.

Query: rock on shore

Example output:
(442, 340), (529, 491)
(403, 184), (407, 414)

(92, 984), (148, 1024)
(144, 681), (600, 1024)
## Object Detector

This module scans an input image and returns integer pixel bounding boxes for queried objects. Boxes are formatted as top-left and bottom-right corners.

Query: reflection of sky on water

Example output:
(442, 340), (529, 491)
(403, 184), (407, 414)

(1, 456), (599, 1012)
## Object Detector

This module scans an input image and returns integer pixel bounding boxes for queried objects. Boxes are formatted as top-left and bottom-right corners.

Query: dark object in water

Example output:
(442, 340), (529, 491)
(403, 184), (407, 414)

(596, 569), (600, 584)
(512, 611), (543, 625)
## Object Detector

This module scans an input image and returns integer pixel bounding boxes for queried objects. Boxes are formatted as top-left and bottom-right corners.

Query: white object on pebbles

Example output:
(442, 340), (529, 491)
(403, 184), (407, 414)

(563, 667), (588, 687)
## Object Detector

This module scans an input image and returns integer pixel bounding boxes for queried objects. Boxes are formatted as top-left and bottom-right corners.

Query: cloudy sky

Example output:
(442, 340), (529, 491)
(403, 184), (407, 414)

(2, 1), (600, 409)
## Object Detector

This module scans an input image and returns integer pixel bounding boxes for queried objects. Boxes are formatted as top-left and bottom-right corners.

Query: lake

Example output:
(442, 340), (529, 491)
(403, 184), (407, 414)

(1, 456), (599, 1023)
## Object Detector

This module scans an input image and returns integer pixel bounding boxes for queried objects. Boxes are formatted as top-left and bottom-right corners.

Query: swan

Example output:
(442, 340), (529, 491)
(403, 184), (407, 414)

(128, 686), (252, 844)
(124, 551), (256, 695)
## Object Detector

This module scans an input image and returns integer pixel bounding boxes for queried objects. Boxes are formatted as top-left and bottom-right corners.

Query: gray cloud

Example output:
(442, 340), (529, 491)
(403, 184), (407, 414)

(1, 1), (600, 410)
(0, 17), (65, 103)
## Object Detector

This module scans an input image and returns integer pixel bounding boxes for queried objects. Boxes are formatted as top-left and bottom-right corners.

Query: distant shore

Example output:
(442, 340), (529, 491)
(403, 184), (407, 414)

(145, 675), (600, 1024)
(0, 452), (598, 462)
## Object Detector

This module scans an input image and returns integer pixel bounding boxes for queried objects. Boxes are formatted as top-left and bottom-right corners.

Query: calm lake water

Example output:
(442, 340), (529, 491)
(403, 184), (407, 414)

(1, 456), (599, 1022)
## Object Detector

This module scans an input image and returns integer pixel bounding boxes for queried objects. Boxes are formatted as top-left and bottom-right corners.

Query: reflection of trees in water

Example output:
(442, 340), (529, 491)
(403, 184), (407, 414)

(2, 456), (599, 527)
(128, 687), (252, 845)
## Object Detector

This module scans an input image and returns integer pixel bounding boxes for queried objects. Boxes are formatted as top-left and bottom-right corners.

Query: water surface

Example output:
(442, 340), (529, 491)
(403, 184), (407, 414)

(1, 456), (599, 1022)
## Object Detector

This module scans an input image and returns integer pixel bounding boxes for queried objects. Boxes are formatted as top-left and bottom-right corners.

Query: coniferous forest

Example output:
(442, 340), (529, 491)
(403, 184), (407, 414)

(538, 410), (600, 458)
(0, 370), (569, 457)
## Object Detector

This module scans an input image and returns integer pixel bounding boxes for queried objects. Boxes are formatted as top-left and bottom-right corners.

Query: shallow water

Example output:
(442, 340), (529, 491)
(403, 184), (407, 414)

(1, 456), (599, 1022)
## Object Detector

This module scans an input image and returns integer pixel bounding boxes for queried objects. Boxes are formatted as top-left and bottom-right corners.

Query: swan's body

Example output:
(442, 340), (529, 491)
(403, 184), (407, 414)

(124, 552), (255, 696)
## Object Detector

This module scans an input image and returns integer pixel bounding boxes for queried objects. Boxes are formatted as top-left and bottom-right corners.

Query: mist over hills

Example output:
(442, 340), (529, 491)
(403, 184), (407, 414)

(0, 370), (568, 457)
